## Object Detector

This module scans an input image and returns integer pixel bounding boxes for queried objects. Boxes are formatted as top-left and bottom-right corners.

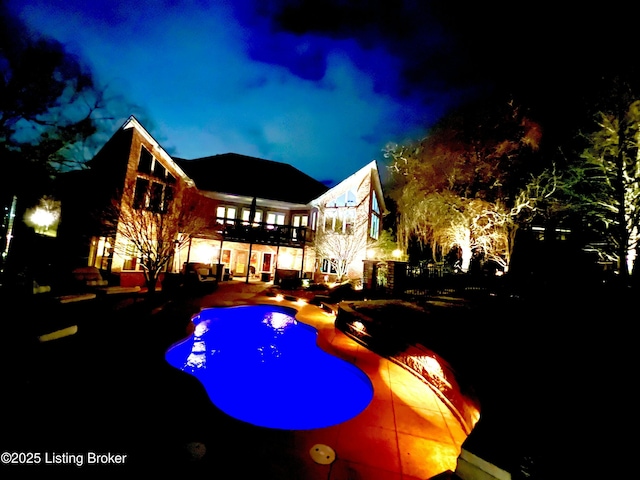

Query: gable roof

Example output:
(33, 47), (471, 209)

(312, 160), (388, 214)
(174, 153), (329, 205)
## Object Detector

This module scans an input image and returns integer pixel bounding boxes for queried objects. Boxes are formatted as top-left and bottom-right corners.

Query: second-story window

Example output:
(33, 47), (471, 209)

(324, 207), (355, 234)
(138, 146), (170, 180)
(327, 190), (356, 207)
(133, 146), (175, 212)
(132, 178), (173, 212)
(344, 209), (355, 235)
(242, 208), (262, 225)
(370, 213), (380, 239)
(292, 215), (308, 228)
(216, 206), (237, 225)
(292, 214), (308, 239)
(138, 147), (153, 174)
(133, 178), (149, 209)
(370, 193), (380, 239)
(266, 212), (285, 227)
(152, 160), (166, 179)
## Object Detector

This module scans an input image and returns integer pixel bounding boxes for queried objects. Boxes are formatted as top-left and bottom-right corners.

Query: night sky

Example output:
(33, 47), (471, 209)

(5, 0), (637, 186)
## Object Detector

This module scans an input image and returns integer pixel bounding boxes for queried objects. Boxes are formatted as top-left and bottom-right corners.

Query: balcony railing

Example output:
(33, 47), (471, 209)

(215, 218), (313, 247)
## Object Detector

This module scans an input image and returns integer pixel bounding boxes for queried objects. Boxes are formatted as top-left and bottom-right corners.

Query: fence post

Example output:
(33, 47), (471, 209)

(362, 260), (376, 296)
(386, 261), (407, 297)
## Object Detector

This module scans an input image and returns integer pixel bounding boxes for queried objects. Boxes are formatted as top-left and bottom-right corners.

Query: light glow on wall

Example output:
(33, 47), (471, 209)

(278, 251), (293, 269)
(189, 239), (218, 264)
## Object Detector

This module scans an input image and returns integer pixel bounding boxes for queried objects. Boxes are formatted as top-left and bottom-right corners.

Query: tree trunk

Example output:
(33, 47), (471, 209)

(459, 229), (472, 273)
(615, 118), (630, 279)
(144, 269), (159, 295)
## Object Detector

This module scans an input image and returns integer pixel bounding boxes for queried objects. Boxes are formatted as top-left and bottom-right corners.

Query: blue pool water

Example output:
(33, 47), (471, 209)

(165, 304), (373, 430)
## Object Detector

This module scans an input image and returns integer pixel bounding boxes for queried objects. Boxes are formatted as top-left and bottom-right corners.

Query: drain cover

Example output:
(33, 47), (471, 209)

(185, 442), (206, 460)
(309, 444), (336, 464)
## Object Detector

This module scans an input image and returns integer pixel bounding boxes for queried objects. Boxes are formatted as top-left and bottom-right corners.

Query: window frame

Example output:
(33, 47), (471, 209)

(266, 212), (285, 227)
(241, 208), (262, 225)
(216, 206), (237, 225)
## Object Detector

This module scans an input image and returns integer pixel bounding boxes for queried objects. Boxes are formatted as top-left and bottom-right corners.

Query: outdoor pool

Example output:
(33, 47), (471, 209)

(165, 304), (373, 430)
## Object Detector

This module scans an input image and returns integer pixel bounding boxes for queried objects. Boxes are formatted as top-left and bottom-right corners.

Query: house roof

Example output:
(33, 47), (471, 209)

(311, 160), (388, 214)
(174, 153), (329, 205)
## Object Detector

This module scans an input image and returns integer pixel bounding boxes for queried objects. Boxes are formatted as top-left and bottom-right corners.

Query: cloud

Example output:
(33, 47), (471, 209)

(5, 0), (479, 185)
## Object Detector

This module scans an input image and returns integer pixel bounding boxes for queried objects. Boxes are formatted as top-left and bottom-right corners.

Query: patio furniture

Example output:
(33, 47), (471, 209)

(184, 262), (219, 285)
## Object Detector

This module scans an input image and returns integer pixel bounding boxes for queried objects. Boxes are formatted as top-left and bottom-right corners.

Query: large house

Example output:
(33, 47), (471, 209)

(57, 116), (387, 289)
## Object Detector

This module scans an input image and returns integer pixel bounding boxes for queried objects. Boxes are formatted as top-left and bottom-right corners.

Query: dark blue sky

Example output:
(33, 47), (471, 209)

(5, 0), (481, 186)
(6, 1), (634, 186)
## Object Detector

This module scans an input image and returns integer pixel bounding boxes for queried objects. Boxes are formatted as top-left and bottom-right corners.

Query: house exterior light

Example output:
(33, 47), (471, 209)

(25, 198), (61, 236)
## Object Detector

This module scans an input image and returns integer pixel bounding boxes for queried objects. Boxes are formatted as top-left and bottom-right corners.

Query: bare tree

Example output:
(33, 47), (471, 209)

(313, 203), (370, 283)
(385, 97), (547, 273)
(104, 179), (214, 293)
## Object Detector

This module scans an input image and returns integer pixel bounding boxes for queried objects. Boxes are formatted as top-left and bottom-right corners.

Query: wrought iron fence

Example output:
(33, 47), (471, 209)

(402, 262), (492, 299)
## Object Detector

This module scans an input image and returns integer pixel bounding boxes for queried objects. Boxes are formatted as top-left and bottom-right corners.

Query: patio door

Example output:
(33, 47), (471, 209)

(262, 253), (273, 273)
(235, 250), (248, 275)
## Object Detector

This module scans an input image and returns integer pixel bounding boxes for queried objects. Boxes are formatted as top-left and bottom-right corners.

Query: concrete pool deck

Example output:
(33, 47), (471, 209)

(181, 281), (469, 479)
(1, 280), (469, 479)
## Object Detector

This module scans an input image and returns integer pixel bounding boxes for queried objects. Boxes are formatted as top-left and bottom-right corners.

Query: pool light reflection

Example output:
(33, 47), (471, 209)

(263, 311), (296, 330)
(165, 305), (374, 430)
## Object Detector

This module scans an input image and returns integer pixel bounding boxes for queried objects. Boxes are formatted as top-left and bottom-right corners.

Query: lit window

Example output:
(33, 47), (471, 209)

(292, 214), (308, 239)
(293, 215), (308, 227)
(242, 208), (262, 225)
(122, 242), (140, 271)
(266, 212), (285, 226)
(217, 206), (236, 225)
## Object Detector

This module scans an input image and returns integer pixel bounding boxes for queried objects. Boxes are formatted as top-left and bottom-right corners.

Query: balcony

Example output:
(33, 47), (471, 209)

(215, 218), (313, 247)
